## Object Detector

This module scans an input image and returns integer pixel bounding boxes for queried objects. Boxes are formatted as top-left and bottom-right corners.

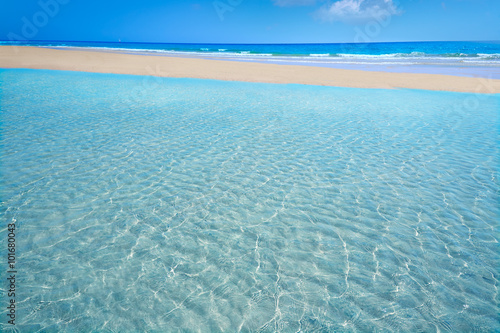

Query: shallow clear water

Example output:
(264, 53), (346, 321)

(1, 69), (499, 332)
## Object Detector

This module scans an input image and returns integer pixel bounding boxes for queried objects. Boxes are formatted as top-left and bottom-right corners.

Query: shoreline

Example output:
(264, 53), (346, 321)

(1, 46), (500, 93)
(21, 45), (500, 79)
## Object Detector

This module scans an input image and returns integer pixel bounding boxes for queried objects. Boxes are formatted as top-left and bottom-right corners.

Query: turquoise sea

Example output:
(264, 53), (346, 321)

(3, 40), (500, 59)
(1, 69), (499, 332)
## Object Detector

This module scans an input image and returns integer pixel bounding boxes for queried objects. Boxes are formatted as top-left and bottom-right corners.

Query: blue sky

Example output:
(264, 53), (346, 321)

(1, 0), (499, 43)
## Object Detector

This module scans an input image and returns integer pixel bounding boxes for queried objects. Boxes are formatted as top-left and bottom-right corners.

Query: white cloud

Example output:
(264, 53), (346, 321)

(316, 0), (401, 23)
(272, 0), (317, 7)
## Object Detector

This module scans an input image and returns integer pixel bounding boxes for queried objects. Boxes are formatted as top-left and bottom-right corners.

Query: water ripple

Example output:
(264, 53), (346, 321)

(1, 69), (499, 332)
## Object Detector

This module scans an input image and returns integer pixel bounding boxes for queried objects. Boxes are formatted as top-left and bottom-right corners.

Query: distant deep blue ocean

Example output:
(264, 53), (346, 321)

(1, 69), (499, 332)
(2, 40), (500, 77)
(3, 40), (500, 58)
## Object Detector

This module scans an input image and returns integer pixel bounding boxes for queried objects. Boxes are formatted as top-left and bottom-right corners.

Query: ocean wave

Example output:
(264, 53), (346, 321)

(477, 53), (500, 59)
(5, 41), (500, 61)
(335, 52), (500, 59)
(35, 45), (500, 64)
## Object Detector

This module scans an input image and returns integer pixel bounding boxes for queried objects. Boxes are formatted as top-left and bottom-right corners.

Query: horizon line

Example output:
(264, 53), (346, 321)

(1, 39), (499, 45)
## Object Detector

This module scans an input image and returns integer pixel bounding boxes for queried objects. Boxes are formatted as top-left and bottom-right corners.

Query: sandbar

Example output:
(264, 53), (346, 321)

(1, 46), (499, 93)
